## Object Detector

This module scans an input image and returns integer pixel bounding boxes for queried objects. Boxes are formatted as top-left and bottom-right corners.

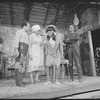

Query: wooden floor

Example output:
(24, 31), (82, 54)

(0, 75), (100, 99)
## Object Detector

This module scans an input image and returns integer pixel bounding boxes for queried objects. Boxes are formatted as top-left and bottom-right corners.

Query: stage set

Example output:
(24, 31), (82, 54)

(0, 74), (100, 99)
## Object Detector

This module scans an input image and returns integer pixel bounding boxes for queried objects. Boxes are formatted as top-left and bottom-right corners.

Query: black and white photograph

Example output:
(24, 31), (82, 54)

(0, 0), (100, 99)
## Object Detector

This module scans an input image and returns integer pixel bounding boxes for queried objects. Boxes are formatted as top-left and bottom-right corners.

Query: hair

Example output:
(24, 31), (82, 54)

(47, 32), (56, 41)
(21, 21), (29, 28)
(0, 37), (3, 44)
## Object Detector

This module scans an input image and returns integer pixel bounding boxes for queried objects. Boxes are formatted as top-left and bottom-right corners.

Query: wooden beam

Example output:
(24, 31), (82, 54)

(64, 13), (71, 29)
(67, 3), (79, 14)
(43, 2), (50, 27)
(42, 2), (48, 8)
(10, 2), (14, 26)
(53, 3), (61, 25)
(25, 2), (33, 21)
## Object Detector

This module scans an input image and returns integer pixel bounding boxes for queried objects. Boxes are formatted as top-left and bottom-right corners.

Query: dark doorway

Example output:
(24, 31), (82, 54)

(91, 28), (100, 52)
(91, 28), (100, 76)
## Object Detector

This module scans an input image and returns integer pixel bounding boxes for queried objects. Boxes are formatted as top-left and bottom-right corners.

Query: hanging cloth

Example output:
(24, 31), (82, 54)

(74, 13), (79, 26)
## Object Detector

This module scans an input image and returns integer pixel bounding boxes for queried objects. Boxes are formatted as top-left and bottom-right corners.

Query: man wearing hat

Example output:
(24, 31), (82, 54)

(14, 21), (30, 87)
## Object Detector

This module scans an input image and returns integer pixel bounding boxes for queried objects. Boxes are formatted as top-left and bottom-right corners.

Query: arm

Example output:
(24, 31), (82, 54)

(28, 35), (33, 60)
(14, 30), (21, 49)
(14, 30), (21, 56)
(67, 33), (80, 43)
(29, 35), (32, 55)
(59, 34), (64, 58)
(44, 41), (48, 55)
(59, 41), (64, 58)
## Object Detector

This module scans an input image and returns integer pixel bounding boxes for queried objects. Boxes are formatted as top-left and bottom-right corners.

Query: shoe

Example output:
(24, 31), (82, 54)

(30, 82), (34, 84)
(55, 81), (61, 85)
(44, 81), (51, 85)
(69, 79), (73, 82)
(36, 79), (40, 83)
(17, 84), (26, 87)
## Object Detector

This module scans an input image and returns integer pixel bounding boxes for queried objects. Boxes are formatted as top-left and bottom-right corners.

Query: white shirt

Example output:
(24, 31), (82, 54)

(14, 29), (29, 48)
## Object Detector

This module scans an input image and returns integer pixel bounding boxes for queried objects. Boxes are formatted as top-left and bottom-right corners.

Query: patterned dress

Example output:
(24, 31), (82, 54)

(45, 33), (63, 68)
(27, 33), (43, 73)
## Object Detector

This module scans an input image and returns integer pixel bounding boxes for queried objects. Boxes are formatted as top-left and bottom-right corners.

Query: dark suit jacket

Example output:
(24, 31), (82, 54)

(64, 32), (80, 58)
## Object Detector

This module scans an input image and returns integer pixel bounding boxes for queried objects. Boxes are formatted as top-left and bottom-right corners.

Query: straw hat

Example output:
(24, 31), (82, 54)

(45, 25), (57, 33)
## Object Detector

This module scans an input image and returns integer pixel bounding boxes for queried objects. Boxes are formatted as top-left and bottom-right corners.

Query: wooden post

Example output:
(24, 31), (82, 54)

(88, 31), (96, 76)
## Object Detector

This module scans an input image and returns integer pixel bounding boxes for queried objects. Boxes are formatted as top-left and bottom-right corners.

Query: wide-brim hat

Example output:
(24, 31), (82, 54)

(45, 25), (57, 33)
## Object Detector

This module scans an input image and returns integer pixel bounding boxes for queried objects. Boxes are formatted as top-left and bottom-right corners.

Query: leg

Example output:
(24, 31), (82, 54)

(53, 65), (56, 81)
(73, 50), (82, 83)
(55, 65), (60, 84)
(66, 64), (70, 80)
(29, 72), (34, 83)
(15, 68), (25, 86)
(44, 66), (51, 85)
(68, 48), (73, 81)
(62, 64), (65, 79)
(36, 71), (40, 82)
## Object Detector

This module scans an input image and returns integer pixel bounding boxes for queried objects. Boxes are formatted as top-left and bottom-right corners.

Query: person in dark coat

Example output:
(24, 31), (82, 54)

(64, 24), (82, 83)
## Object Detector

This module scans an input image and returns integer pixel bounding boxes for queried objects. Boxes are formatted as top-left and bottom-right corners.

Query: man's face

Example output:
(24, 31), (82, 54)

(69, 25), (75, 33)
(25, 23), (30, 31)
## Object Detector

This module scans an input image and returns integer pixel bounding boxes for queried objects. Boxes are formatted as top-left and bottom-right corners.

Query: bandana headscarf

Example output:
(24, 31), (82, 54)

(32, 25), (41, 32)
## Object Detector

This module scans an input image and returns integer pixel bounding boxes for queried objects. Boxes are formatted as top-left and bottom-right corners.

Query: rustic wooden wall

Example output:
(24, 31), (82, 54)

(0, 25), (20, 56)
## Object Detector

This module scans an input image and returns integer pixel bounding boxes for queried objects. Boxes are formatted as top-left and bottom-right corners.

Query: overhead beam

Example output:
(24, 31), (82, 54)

(64, 13), (71, 29)
(69, 3), (79, 13)
(25, 2), (33, 21)
(43, 2), (50, 27)
(10, 2), (14, 26)
(53, 3), (61, 25)
(42, 2), (48, 8)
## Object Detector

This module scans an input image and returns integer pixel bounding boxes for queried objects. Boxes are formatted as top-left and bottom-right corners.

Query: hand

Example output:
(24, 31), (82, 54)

(14, 48), (19, 57)
(29, 55), (33, 60)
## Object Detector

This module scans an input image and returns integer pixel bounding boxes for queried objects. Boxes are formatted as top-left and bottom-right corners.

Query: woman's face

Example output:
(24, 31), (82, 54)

(35, 29), (42, 35)
(47, 30), (53, 36)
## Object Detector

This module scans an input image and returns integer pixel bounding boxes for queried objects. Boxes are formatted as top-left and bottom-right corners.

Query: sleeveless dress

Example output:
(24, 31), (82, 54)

(45, 33), (62, 68)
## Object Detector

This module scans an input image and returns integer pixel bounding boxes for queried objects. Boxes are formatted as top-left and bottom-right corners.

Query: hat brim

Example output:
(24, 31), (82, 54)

(45, 25), (57, 33)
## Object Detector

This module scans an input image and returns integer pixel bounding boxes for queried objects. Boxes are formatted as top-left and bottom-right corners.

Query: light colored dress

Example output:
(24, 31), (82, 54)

(27, 33), (43, 73)
(45, 33), (63, 68)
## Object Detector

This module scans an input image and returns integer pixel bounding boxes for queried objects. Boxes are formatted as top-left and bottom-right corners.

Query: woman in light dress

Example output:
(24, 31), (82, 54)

(44, 25), (64, 85)
(27, 25), (44, 84)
